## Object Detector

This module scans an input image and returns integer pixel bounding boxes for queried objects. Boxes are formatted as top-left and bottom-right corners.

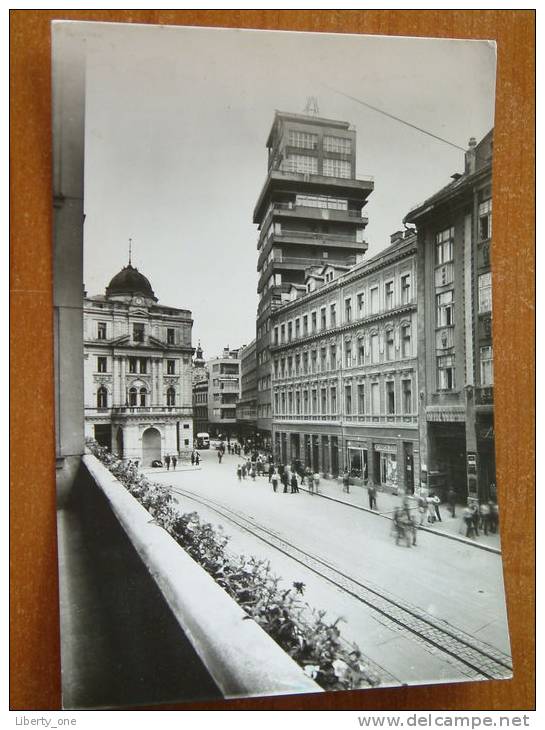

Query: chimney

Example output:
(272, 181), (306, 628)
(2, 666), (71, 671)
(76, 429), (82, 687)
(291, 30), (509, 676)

(465, 136), (477, 175)
(390, 230), (404, 246)
(223, 347), (229, 358)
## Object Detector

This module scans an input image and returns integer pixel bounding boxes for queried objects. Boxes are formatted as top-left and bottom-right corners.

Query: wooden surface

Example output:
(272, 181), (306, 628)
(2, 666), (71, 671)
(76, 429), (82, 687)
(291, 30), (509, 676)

(10, 10), (535, 711)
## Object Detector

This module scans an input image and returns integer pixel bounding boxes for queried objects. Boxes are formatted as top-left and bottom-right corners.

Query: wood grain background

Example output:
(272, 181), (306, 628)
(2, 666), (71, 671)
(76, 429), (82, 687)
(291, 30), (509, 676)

(10, 10), (535, 711)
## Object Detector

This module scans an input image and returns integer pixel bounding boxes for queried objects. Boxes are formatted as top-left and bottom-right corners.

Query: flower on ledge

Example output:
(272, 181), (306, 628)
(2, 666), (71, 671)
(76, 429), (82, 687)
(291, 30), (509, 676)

(292, 581), (306, 595)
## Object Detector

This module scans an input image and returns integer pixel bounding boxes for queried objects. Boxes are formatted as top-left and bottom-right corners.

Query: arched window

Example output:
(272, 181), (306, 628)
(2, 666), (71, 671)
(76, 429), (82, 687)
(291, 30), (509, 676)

(139, 387), (147, 407)
(166, 387), (175, 406)
(97, 386), (108, 408)
(129, 387), (137, 406)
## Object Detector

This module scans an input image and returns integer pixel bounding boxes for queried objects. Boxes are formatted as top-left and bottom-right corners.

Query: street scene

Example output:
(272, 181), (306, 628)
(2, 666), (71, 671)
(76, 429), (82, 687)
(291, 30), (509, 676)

(52, 22), (511, 708)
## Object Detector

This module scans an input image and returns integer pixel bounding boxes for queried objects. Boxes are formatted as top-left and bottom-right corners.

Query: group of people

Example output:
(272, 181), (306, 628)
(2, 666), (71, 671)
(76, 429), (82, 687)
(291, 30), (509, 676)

(235, 459), (321, 495)
(163, 454), (178, 470)
(190, 451), (201, 466)
(462, 501), (499, 538)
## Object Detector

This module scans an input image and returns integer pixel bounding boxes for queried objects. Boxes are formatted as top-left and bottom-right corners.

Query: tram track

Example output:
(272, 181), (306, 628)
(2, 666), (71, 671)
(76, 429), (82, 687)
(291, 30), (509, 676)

(169, 485), (512, 683)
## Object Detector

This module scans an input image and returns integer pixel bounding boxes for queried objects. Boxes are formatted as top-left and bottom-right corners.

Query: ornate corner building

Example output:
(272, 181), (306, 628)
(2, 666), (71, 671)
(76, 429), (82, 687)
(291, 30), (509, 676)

(83, 261), (194, 465)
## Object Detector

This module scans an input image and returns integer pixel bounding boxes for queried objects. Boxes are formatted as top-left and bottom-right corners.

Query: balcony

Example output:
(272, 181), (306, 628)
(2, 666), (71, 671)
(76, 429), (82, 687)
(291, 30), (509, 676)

(257, 253), (358, 293)
(475, 385), (494, 405)
(258, 224), (364, 253)
(259, 202), (369, 238)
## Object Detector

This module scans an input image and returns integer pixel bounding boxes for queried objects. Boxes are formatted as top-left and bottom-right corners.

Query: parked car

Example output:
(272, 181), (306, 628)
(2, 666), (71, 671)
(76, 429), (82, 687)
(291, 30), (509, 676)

(151, 459), (163, 468)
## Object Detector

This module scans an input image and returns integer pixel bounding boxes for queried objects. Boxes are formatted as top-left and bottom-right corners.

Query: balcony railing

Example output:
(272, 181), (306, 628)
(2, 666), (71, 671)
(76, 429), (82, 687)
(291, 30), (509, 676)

(475, 386), (494, 405)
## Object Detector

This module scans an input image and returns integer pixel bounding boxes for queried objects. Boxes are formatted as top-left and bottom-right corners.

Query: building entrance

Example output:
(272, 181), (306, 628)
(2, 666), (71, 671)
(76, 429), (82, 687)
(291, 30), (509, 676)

(142, 427), (161, 466)
(94, 424), (112, 450)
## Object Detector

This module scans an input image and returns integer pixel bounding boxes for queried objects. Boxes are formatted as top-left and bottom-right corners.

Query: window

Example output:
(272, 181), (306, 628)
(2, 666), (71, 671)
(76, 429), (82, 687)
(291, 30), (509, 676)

(401, 274), (411, 304)
(479, 199), (492, 241)
(166, 328), (175, 345)
(97, 356), (107, 373)
(97, 386), (108, 409)
(281, 324), (286, 343)
(311, 350), (317, 373)
(139, 358), (147, 374)
(386, 381), (395, 415)
(330, 303), (336, 327)
(139, 387), (147, 407)
(401, 324), (411, 357)
(435, 227), (454, 265)
(437, 354), (455, 390)
(370, 333), (379, 363)
(274, 393), (279, 414)
(478, 272), (492, 313)
(287, 356), (293, 375)
(357, 383), (365, 414)
(295, 354), (300, 374)
(288, 392), (293, 414)
(295, 319), (300, 339)
(303, 352), (309, 374)
(371, 382), (380, 414)
(345, 298), (352, 322)
(320, 347), (327, 371)
(330, 387), (337, 413)
(295, 391), (301, 414)
(295, 194), (347, 211)
(357, 292), (365, 317)
(330, 344), (336, 368)
(345, 385), (352, 415)
(385, 281), (394, 310)
(385, 330), (395, 361)
(166, 387), (175, 406)
(323, 135), (351, 154)
(436, 290), (454, 326)
(303, 390), (309, 414)
(321, 388), (327, 414)
(303, 315), (308, 335)
(402, 380), (412, 414)
(311, 312), (317, 332)
(358, 339), (365, 365)
(320, 307), (327, 330)
(311, 389), (317, 414)
(97, 322), (107, 340)
(274, 327), (279, 345)
(480, 346), (494, 386)
(167, 359), (175, 374)
(133, 323), (144, 342)
(129, 357), (137, 374)
(288, 130), (318, 150)
(345, 342), (352, 368)
(323, 158), (351, 178)
(370, 287), (379, 314)
(284, 154), (318, 174)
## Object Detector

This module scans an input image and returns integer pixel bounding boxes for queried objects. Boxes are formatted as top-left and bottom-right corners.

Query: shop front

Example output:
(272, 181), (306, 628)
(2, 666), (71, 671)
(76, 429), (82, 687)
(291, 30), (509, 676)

(373, 443), (399, 493)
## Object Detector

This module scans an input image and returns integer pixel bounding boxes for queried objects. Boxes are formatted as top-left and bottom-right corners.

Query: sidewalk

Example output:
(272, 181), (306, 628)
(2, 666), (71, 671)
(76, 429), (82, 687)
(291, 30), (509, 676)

(300, 476), (501, 554)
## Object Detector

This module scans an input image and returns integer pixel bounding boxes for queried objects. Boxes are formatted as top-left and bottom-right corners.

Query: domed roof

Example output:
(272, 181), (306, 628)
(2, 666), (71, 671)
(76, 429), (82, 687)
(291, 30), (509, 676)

(105, 264), (157, 301)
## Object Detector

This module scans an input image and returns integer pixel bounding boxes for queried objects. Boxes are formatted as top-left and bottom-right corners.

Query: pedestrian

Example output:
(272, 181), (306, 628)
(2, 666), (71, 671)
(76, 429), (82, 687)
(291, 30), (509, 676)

(250, 465), (256, 481)
(416, 493), (427, 525)
(489, 501), (499, 534)
(281, 469), (289, 494)
(218, 449), (223, 464)
(271, 469), (279, 493)
(367, 484), (377, 510)
(463, 506), (476, 538)
(471, 504), (480, 536)
(342, 469), (350, 494)
(290, 472), (299, 494)
(191, 451), (195, 466)
(195, 452), (200, 466)
(237, 464), (242, 481)
(171, 455), (177, 471)
(313, 471), (320, 494)
(228, 443), (231, 455)
(429, 492), (442, 522)
(241, 464), (247, 479)
(268, 463), (274, 483)
(304, 466), (312, 486)
(447, 488), (457, 518)
(165, 454), (171, 471)
(479, 501), (491, 535)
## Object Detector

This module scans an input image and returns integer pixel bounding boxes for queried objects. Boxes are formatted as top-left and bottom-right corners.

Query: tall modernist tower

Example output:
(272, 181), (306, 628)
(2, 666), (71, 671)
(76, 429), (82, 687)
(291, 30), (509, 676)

(253, 110), (374, 444)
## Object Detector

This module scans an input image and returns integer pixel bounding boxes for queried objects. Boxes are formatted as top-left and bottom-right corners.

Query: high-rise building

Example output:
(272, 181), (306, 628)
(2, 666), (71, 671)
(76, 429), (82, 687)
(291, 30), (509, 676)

(236, 339), (258, 442)
(404, 131), (495, 504)
(253, 110), (374, 445)
(207, 346), (243, 439)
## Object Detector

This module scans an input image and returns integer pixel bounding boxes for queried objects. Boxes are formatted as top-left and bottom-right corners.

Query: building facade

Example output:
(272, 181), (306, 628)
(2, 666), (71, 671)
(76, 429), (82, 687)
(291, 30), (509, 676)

(83, 261), (194, 465)
(207, 347), (242, 439)
(236, 339), (258, 441)
(192, 342), (209, 435)
(270, 231), (418, 493)
(253, 110), (374, 446)
(404, 131), (495, 504)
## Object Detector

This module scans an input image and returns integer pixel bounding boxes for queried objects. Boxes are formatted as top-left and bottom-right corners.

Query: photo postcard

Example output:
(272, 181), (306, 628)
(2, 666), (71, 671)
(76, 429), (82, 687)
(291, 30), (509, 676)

(52, 20), (511, 709)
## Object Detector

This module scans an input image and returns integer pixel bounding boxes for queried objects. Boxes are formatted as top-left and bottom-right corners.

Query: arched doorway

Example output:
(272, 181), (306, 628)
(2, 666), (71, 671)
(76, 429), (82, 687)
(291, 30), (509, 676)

(142, 427), (161, 466)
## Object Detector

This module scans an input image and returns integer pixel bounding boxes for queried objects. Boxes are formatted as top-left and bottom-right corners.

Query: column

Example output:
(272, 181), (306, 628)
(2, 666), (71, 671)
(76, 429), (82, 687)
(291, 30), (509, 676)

(120, 357), (127, 405)
(367, 442), (377, 487)
(151, 359), (157, 406)
(317, 435), (324, 474)
(158, 359), (164, 409)
(112, 356), (119, 407)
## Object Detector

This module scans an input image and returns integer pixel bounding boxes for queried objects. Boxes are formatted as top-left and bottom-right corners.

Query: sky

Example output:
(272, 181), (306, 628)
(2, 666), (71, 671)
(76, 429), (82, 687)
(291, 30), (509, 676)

(83, 23), (496, 359)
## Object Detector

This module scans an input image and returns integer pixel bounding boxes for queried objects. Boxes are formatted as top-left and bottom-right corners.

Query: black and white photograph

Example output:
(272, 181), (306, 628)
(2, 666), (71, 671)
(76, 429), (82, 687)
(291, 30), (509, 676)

(52, 21), (512, 710)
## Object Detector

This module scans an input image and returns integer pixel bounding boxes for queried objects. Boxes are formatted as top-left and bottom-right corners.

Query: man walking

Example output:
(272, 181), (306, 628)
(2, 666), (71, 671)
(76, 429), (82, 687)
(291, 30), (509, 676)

(290, 471), (299, 494)
(218, 449), (223, 464)
(447, 488), (457, 518)
(171, 455), (177, 471)
(165, 454), (171, 471)
(342, 470), (350, 494)
(367, 484), (377, 510)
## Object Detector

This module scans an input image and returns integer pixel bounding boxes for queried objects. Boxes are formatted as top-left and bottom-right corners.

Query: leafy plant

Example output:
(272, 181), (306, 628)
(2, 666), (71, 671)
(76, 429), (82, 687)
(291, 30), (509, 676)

(86, 439), (381, 690)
